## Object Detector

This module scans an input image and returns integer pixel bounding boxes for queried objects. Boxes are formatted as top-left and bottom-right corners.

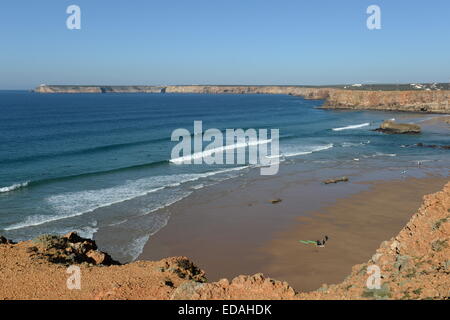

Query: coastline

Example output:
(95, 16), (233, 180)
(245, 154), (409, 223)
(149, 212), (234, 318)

(138, 170), (449, 292)
(3, 0), (450, 303)
(1, 90), (448, 299)
(262, 177), (449, 291)
(1, 176), (448, 299)
(33, 85), (450, 114)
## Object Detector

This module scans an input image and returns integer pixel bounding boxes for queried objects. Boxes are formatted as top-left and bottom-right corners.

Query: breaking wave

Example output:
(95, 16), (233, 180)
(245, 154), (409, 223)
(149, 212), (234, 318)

(332, 123), (370, 131)
(3, 166), (249, 231)
(0, 181), (29, 193)
(267, 143), (334, 159)
(170, 139), (272, 164)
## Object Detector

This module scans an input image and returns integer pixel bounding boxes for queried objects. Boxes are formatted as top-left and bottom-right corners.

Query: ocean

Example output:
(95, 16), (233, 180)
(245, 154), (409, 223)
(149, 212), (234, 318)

(1, 91), (449, 261)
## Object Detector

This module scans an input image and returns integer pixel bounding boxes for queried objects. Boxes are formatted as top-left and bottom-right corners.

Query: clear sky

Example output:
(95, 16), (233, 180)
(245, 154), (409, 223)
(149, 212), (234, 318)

(1, 0), (449, 89)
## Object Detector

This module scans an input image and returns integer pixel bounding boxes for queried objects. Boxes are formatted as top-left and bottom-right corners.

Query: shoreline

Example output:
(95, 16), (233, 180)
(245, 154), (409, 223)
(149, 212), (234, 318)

(1, 177), (448, 299)
(33, 85), (450, 114)
(1, 91), (448, 298)
(138, 164), (449, 291)
(262, 177), (449, 291)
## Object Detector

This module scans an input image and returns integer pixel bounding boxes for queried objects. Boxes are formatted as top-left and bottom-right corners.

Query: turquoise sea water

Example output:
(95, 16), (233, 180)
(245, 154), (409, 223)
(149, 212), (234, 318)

(0, 91), (449, 261)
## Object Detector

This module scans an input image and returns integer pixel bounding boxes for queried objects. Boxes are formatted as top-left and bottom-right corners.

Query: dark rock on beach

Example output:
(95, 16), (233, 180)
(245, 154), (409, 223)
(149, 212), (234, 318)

(0, 236), (15, 245)
(374, 120), (421, 134)
(323, 177), (349, 184)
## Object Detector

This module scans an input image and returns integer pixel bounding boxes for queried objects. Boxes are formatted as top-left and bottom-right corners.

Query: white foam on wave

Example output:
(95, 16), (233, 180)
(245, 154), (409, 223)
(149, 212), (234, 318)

(4, 167), (249, 231)
(3, 184), (164, 231)
(332, 123), (370, 131)
(170, 139), (272, 164)
(25, 221), (100, 241)
(414, 116), (442, 123)
(62, 223), (99, 239)
(100, 194), (190, 262)
(137, 191), (193, 218)
(364, 152), (397, 158)
(341, 140), (371, 148)
(75, 225), (99, 239)
(270, 143), (333, 158)
(0, 181), (29, 193)
(127, 234), (151, 261)
(284, 144), (333, 157)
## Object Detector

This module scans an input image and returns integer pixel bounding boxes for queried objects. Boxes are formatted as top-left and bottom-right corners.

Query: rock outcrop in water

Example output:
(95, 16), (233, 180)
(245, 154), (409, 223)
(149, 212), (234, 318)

(1, 181), (449, 299)
(375, 120), (421, 134)
(34, 85), (450, 114)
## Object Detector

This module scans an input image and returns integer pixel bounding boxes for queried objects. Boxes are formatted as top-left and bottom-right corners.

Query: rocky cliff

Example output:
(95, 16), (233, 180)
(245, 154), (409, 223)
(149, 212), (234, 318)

(164, 85), (331, 99)
(1, 181), (449, 299)
(34, 85), (165, 94)
(301, 181), (450, 300)
(34, 85), (450, 113)
(36, 85), (104, 93)
(323, 89), (450, 114)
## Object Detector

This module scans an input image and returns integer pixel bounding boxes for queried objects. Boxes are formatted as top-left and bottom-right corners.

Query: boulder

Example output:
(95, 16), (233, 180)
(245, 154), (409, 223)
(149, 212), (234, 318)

(31, 232), (119, 266)
(0, 236), (16, 245)
(63, 231), (83, 243)
(323, 177), (349, 184)
(375, 120), (421, 134)
(86, 250), (108, 265)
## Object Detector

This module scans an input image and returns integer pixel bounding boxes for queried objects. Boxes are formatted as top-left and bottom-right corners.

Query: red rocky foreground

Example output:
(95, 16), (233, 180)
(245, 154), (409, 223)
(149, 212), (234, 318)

(1, 182), (449, 299)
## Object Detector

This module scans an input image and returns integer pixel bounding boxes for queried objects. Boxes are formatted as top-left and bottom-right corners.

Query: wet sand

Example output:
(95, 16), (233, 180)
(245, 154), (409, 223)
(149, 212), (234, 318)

(139, 165), (448, 291)
(422, 115), (450, 127)
(261, 177), (448, 291)
(2, 180), (449, 300)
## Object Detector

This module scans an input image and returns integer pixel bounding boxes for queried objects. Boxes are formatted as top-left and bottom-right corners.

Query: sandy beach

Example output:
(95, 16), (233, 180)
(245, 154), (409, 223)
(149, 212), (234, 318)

(2, 0), (450, 304)
(261, 177), (449, 291)
(2, 178), (449, 299)
(139, 164), (449, 291)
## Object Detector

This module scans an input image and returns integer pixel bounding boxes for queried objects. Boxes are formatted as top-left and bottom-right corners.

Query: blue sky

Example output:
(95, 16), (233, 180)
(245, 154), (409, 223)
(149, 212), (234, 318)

(0, 0), (449, 89)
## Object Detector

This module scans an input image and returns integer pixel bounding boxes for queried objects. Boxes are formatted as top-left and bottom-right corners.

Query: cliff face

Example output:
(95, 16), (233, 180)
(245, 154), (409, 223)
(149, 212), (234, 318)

(167, 86), (450, 113)
(34, 84), (331, 99)
(35, 85), (103, 93)
(323, 90), (450, 114)
(34, 85), (450, 114)
(34, 85), (165, 94)
(165, 85), (331, 99)
(301, 181), (450, 300)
